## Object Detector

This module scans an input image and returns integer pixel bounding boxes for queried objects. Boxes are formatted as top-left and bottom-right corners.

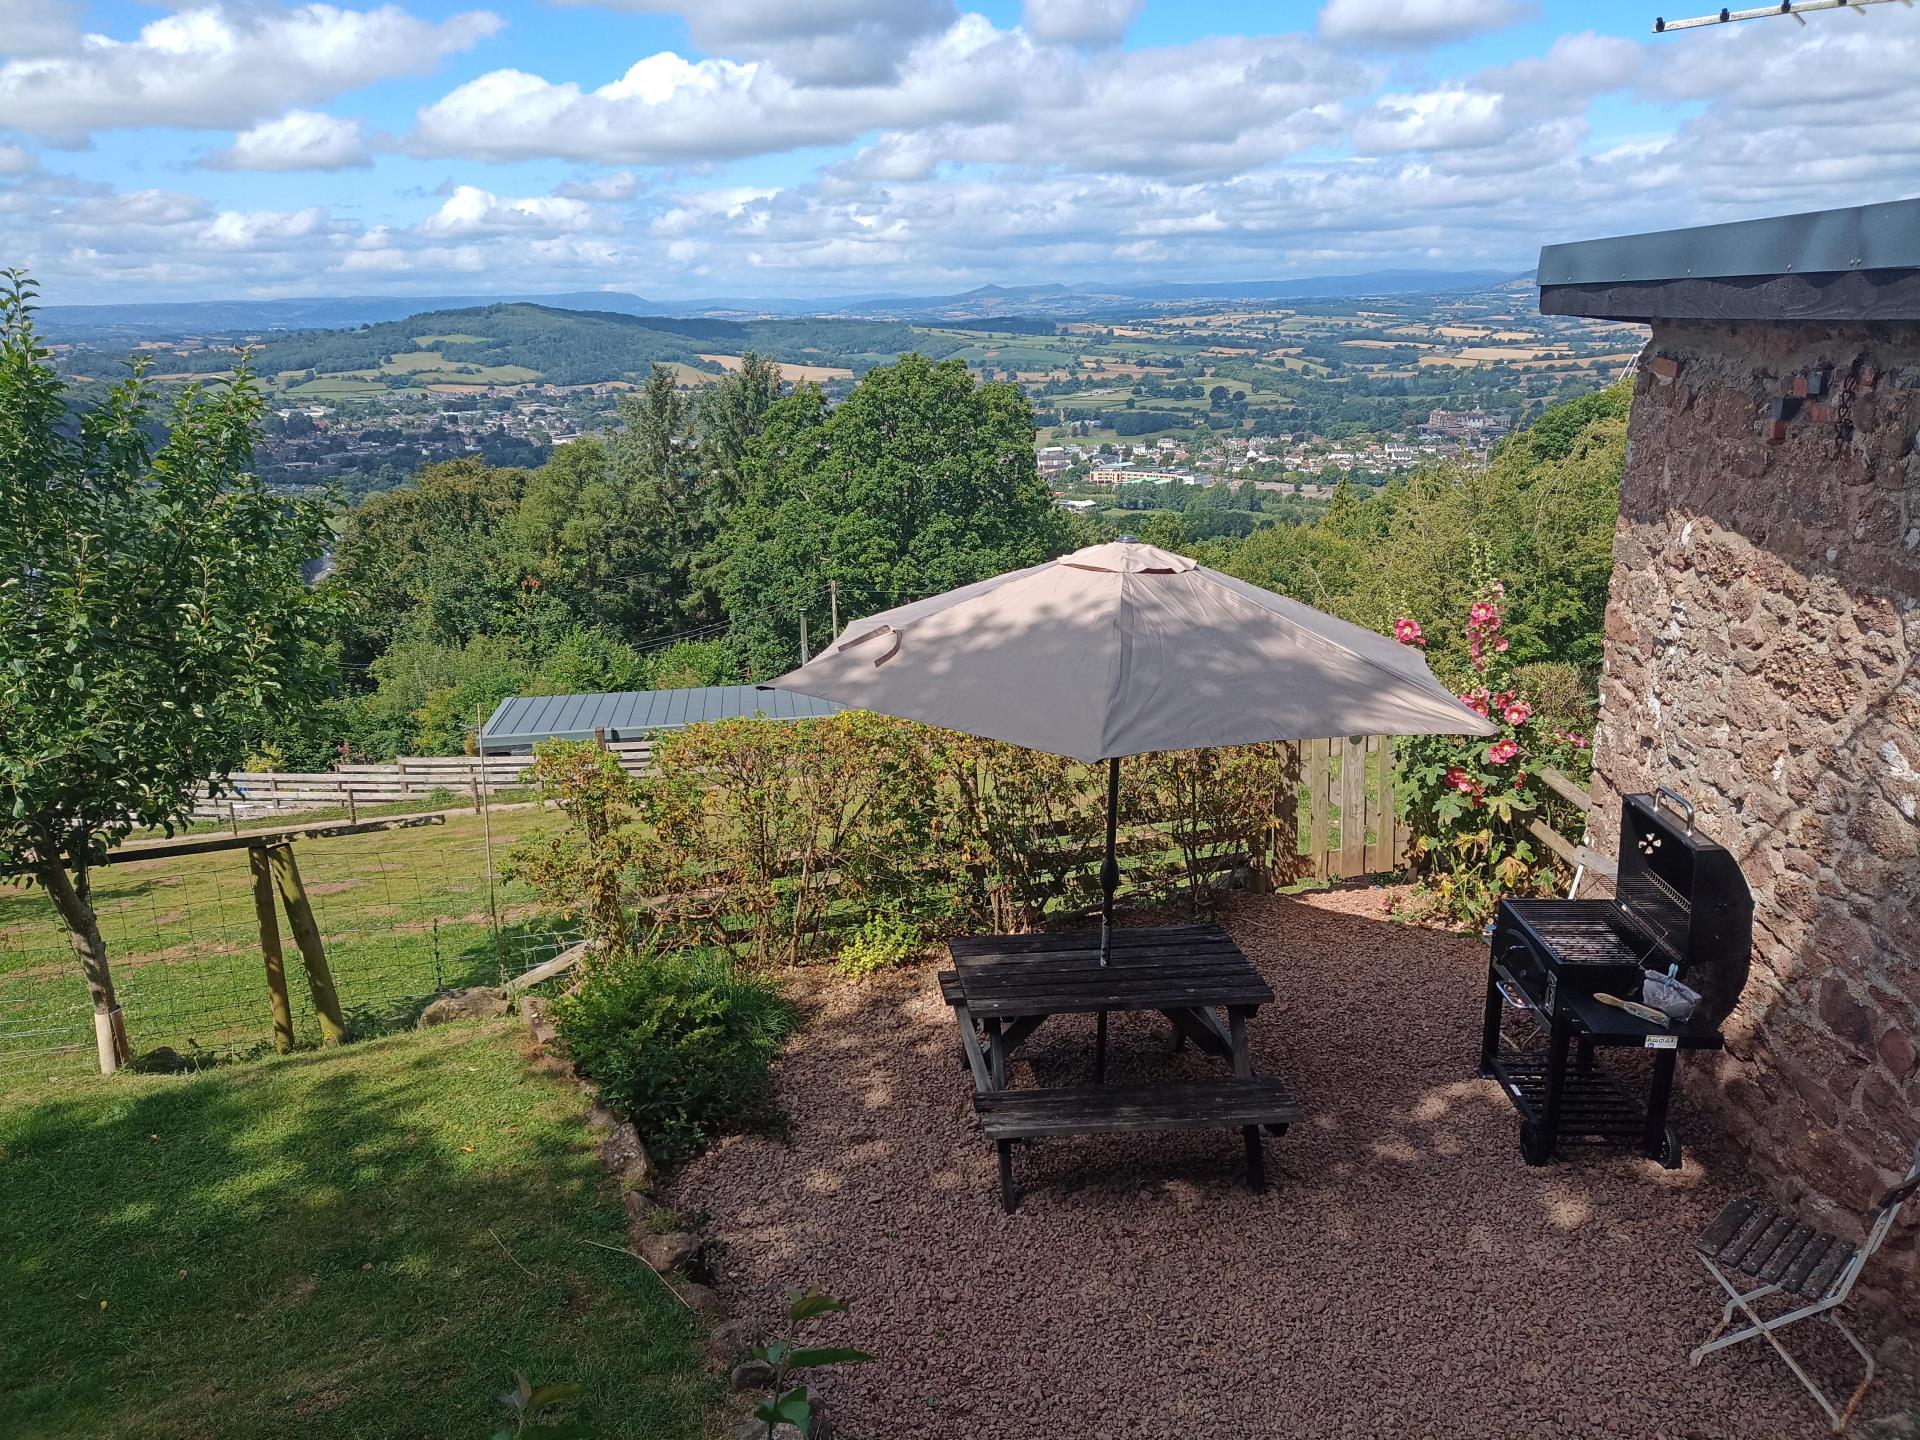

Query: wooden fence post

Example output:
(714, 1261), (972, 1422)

(1306, 738), (1330, 880)
(249, 844), (296, 1054)
(267, 842), (348, 1045)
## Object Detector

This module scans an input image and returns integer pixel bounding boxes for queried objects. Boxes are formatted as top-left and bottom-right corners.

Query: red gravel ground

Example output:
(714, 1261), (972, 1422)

(672, 889), (1917, 1438)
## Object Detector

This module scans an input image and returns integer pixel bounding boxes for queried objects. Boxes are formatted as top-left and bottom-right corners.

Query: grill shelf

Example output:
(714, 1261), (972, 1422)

(1492, 1050), (1651, 1141)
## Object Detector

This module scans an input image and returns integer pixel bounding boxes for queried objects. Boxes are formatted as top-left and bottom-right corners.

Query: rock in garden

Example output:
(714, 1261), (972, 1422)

(638, 1230), (700, 1272)
(705, 1317), (759, 1367)
(675, 1280), (727, 1314)
(730, 1359), (776, 1391)
(599, 1125), (649, 1179)
(416, 986), (508, 1027)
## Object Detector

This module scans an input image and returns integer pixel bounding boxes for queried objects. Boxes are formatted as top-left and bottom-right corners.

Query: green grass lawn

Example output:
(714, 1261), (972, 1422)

(0, 1021), (716, 1440)
(0, 811), (571, 1076)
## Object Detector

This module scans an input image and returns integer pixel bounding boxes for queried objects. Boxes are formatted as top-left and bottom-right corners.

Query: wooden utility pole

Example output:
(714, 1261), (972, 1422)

(249, 844), (296, 1054)
(267, 842), (347, 1045)
(799, 610), (810, 664)
(828, 579), (839, 638)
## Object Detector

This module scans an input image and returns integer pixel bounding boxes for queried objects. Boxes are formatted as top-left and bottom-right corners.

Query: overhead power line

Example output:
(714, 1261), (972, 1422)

(1654, 0), (1912, 33)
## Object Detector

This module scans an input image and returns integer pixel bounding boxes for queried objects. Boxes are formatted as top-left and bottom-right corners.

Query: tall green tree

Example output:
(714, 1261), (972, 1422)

(695, 351), (784, 518)
(606, 364), (702, 632)
(718, 354), (1069, 676)
(0, 273), (334, 1070)
(328, 457), (535, 658)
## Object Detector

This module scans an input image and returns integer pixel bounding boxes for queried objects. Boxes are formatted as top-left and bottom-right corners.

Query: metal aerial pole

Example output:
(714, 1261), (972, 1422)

(1653, 0), (1912, 33)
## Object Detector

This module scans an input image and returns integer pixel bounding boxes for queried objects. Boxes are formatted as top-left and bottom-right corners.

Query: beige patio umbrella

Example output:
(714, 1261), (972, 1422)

(765, 538), (1495, 965)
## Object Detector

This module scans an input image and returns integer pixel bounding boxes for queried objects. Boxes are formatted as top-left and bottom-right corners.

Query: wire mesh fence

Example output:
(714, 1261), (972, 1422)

(0, 808), (575, 1071)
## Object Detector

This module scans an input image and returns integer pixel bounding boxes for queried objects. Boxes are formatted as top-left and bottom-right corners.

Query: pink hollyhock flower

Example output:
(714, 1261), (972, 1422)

(1487, 739), (1519, 765)
(1504, 701), (1531, 726)
(1393, 617), (1426, 647)
(1463, 695), (1490, 717)
(1468, 602), (1496, 627)
(1490, 580), (1506, 597)
(1494, 636), (1510, 652)
(1443, 766), (1470, 792)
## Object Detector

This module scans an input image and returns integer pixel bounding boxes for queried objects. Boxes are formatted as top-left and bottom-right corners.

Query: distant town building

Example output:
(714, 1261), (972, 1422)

(1090, 466), (1190, 487)
(1422, 407), (1512, 441)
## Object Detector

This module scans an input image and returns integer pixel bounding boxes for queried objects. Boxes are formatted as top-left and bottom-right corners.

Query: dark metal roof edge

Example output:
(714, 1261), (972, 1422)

(1537, 197), (1920, 288)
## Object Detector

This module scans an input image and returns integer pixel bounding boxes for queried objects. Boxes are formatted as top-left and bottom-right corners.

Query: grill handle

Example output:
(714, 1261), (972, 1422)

(1653, 786), (1694, 834)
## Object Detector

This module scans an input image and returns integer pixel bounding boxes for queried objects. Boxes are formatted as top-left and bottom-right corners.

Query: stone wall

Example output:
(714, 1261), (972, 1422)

(1588, 319), (1920, 1321)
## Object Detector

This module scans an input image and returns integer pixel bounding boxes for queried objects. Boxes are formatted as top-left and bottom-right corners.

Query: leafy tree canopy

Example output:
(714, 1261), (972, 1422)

(717, 354), (1070, 677)
(0, 271), (335, 1067)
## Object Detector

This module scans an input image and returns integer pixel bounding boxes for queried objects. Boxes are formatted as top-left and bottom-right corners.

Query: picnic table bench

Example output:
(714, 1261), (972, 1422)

(942, 924), (1301, 1211)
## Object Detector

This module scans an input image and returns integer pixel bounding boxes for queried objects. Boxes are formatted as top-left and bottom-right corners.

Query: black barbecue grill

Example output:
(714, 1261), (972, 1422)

(1478, 788), (1752, 1168)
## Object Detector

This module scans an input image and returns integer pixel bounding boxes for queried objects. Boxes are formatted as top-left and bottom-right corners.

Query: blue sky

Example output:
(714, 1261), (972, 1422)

(3, 0), (1917, 303)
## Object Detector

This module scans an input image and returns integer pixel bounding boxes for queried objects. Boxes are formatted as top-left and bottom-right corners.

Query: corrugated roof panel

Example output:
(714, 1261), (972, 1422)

(479, 685), (841, 750)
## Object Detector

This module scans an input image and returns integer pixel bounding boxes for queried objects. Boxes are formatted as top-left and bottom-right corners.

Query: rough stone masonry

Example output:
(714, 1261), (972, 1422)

(1586, 319), (1920, 1325)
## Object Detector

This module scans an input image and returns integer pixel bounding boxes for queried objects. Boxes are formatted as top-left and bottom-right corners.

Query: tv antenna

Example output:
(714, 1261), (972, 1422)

(1655, 0), (1911, 31)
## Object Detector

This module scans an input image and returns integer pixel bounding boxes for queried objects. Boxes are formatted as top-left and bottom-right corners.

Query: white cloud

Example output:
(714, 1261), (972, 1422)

(5, 0), (84, 58)
(0, 3), (502, 138)
(206, 206), (333, 248)
(412, 16), (1060, 163)
(413, 27), (1355, 180)
(554, 171), (642, 202)
(207, 110), (371, 171)
(420, 185), (600, 238)
(16, 1), (1920, 303)
(1022, 0), (1144, 46)
(0, 144), (36, 177)
(549, 0), (956, 85)
(1318, 0), (1534, 48)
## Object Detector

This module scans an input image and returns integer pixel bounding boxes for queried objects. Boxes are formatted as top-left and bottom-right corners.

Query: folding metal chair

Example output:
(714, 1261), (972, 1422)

(1690, 1135), (1920, 1432)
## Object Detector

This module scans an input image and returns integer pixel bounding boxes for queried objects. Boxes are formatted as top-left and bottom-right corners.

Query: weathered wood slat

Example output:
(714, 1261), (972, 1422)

(1536, 766), (1593, 812)
(1339, 735), (1366, 878)
(1782, 1234), (1837, 1295)
(1364, 736), (1391, 874)
(1801, 1239), (1857, 1298)
(1739, 1212), (1800, 1277)
(1306, 738), (1330, 881)
(1757, 1223), (1817, 1285)
(975, 1079), (1301, 1139)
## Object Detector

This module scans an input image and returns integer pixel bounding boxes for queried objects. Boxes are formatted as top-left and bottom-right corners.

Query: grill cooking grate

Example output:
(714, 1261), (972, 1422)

(1515, 910), (1659, 969)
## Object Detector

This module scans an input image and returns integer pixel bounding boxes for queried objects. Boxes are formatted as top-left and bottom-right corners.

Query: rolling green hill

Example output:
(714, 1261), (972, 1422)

(113, 303), (975, 391)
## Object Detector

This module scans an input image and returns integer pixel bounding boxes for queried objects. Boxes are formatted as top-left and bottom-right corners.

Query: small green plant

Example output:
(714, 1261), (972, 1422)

(491, 1373), (585, 1439)
(751, 1288), (872, 1439)
(552, 950), (797, 1164)
(833, 907), (921, 978)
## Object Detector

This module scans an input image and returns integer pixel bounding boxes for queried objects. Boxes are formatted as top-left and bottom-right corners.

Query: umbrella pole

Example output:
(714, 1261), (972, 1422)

(1096, 756), (1120, 1085)
(1099, 757), (1120, 965)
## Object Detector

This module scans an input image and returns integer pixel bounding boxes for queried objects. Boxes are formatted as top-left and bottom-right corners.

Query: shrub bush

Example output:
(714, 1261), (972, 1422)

(834, 907), (922, 978)
(552, 951), (797, 1164)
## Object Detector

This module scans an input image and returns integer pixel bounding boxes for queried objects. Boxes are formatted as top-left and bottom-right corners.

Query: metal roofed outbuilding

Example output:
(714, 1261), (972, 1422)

(479, 684), (843, 752)
(1538, 196), (1920, 324)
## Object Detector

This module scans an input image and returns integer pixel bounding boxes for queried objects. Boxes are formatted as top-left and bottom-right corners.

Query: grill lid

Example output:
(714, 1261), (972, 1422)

(1611, 789), (1753, 1026)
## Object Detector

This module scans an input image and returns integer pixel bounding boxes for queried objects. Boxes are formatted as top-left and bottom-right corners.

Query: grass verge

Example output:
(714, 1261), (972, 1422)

(0, 1020), (715, 1439)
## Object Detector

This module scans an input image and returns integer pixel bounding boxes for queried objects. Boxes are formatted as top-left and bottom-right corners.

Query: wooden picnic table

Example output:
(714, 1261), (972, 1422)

(940, 924), (1301, 1211)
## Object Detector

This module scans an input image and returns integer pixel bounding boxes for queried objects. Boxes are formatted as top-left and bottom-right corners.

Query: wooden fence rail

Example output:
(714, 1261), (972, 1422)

(191, 743), (654, 820)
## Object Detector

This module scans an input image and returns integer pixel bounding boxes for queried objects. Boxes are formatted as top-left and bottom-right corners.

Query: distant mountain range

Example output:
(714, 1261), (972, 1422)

(37, 269), (1523, 342)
